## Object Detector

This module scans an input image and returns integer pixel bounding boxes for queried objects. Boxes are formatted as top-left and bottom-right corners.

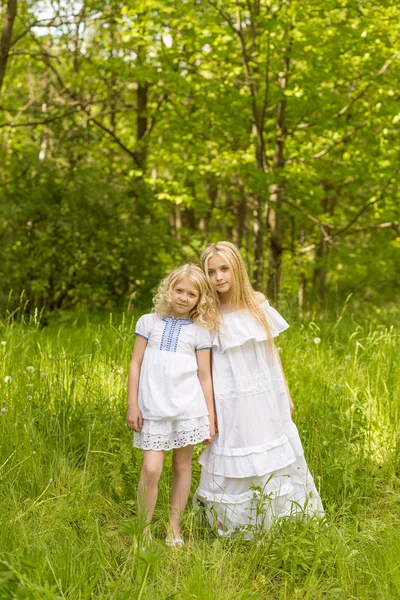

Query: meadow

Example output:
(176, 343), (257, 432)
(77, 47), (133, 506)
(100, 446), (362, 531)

(0, 301), (399, 600)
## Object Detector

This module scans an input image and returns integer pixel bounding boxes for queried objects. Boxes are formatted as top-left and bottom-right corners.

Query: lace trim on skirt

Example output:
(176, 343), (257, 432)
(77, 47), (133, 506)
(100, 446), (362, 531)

(134, 415), (210, 451)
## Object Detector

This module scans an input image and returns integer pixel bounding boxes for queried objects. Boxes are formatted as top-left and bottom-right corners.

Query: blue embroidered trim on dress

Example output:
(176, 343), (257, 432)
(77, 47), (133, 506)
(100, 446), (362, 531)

(196, 345), (212, 350)
(160, 316), (192, 352)
(135, 332), (149, 340)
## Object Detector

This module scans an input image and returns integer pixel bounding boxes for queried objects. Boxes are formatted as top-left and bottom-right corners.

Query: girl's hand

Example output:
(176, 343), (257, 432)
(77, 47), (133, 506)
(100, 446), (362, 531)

(203, 415), (216, 445)
(126, 406), (143, 432)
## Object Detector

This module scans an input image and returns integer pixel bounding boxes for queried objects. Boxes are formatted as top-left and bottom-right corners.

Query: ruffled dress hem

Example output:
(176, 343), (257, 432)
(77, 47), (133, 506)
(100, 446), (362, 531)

(199, 434), (298, 478)
(194, 448), (324, 535)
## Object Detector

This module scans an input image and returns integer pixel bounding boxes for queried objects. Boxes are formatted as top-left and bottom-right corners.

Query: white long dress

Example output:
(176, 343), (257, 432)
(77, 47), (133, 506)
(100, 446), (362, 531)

(194, 301), (324, 535)
(133, 313), (212, 451)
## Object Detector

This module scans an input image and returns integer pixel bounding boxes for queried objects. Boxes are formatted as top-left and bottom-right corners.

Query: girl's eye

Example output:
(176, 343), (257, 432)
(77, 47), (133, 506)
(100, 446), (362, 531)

(222, 266), (229, 271)
(208, 271), (215, 276)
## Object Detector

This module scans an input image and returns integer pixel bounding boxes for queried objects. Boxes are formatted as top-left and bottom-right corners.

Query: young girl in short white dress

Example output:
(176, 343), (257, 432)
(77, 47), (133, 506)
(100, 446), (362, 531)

(127, 264), (219, 545)
(194, 242), (324, 537)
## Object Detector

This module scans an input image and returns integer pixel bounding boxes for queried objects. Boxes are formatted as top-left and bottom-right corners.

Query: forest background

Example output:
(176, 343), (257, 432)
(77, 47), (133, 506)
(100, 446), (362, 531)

(1, 0), (399, 316)
(1, 2), (400, 599)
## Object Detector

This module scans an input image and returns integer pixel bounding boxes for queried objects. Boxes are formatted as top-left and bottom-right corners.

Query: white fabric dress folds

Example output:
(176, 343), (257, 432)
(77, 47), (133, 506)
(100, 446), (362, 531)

(194, 301), (324, 535)
(133, 313), (212, 451)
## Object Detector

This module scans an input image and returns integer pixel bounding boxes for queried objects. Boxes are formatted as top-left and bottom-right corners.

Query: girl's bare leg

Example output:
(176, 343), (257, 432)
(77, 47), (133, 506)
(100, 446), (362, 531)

(169, 445), (194, 539)
(138, 450), (165, 532)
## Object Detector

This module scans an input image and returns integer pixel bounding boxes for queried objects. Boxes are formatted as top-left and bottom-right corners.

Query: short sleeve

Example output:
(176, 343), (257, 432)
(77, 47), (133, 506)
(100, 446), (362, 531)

(195, 326), (213, 351)
(135, 314), (152, 341)
(263, 300), (290, 338)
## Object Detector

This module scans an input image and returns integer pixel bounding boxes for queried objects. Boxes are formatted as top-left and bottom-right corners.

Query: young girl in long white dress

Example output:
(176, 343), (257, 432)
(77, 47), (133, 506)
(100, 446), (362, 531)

(194, 242), (324, 537)
(127, 264), (219, 545)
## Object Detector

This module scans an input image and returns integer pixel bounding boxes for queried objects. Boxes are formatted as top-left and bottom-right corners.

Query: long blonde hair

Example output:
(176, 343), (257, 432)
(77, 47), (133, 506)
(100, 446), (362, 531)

(200, 241), (271, 337)
(153, 264), (220, 331)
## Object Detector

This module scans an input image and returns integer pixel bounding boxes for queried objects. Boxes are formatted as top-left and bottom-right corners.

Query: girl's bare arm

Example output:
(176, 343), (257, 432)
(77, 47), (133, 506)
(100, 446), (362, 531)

(196, 349), (216, 443)
(127, 336), (148, 432)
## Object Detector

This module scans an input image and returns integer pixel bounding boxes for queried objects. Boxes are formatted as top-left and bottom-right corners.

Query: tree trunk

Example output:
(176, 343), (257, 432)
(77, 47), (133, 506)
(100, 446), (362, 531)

(313, 182), (337, 309)
(174, 204), (181, 240)
(313, 235), (328, 309)
(252, 107), (269, 289)
(0, 0), (18, 94)
(131, 45), (150, 215)
(267, 183), (283, 301)
(297, 226), (306, 312)
(234, 8), (269, 289)
(298, 272), (306, 312)
(254, 193), (266, 288)
(38, 101), (49, 160)
(136, 80), (148, 170)
(199, 177), (217, 238)
(267, 62), (288, 302)
(236, 189), (247, 248)
(183, 207), (196, 230)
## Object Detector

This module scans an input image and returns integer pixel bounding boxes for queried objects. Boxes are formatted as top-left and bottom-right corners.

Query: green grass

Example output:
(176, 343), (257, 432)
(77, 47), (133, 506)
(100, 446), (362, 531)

(0, 305), (399, 599)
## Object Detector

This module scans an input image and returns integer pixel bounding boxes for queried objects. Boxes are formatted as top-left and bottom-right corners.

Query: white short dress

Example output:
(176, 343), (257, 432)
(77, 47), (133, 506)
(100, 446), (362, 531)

(194, 301), (324, 535)
(134, 313), (212, 451)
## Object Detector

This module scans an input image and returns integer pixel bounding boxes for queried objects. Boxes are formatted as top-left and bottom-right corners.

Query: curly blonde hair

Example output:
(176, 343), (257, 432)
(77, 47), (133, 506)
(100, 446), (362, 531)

(200, 241), (271, 338)
(153, 264), (220, 331)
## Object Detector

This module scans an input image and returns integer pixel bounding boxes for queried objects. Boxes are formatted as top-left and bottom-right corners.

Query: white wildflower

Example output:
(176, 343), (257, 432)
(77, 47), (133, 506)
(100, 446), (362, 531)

(4, 376), (12, 383)
(277, 347), (283, 354)
(313, 337), (321, 345)
(27, 395), (33, 401)
(27, 383), (33, 388)
(345, 355), (351, 361)
(1, 341), (6, 346)
(26, 366), (35, 373)
(1, 407), (7, 415)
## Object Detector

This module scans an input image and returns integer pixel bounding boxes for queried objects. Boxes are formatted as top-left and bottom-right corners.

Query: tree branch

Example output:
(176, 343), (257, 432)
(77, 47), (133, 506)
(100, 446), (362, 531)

(31, 39), (143, 165)
(295, 172), (399, 254)
(311, 120), (368, 159)
(10, 13), (59, 48)
(329, 175), (397, 242)
(333, 51), (399, 119)
(298, 221), (398, 254)
(87, 117), (143, 167)
(280, 196), (331, 240)
(0, 108), (81, 128)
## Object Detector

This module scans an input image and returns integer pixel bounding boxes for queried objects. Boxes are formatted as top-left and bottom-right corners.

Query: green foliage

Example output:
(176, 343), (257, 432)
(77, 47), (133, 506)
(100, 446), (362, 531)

(0, 0), (399, 312)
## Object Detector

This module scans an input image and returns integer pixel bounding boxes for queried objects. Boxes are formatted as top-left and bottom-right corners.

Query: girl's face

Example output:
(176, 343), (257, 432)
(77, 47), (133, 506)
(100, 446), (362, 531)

(170, 277), (200, 318)
(207, 254), (233, 295)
